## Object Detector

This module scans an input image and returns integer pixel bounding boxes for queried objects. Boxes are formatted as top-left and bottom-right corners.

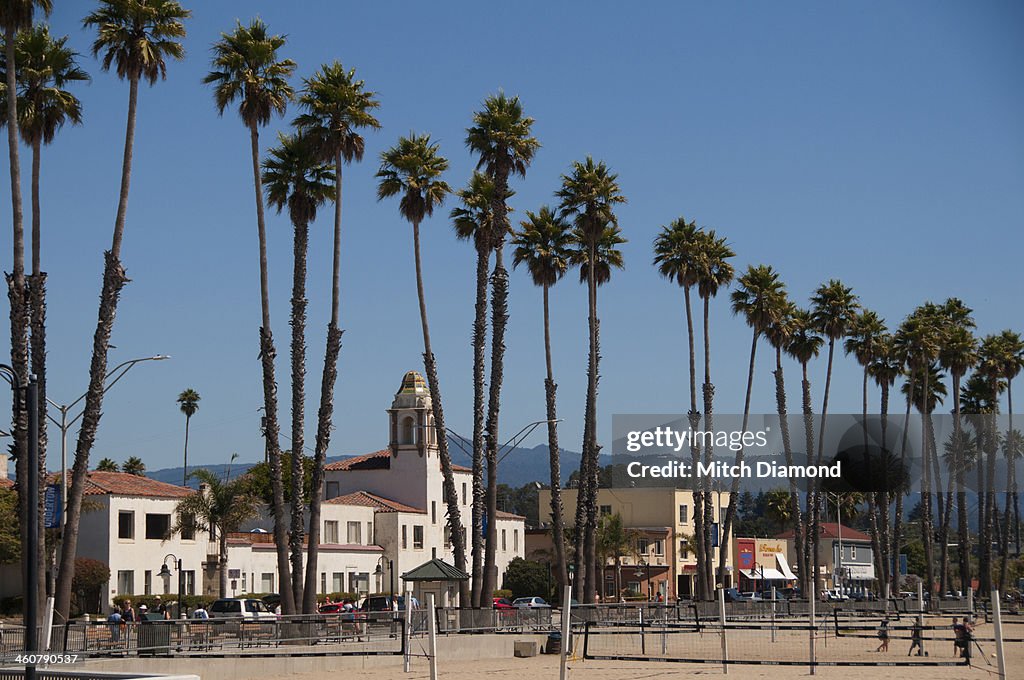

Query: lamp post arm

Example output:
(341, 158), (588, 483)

(497, 420), (561, 464)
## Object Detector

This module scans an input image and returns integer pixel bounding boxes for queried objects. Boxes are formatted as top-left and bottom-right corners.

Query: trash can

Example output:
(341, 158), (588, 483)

(545, 631), (562, 655)
(137, 619), (171, 656)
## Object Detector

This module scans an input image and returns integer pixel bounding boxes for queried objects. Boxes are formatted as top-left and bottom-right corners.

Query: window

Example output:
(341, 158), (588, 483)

(367, 522), (373, 545)
(118, 511), (134, 540)
(242, 573), (247, 592)
(513, 529), (519, 552)
(444, 526), (451, 548)
(145, 513), (170, 540)
(321, 573), (327, 594)
(144, 570), (152, 595)
(402, 525), (408, 549)
(413, 525), (424, 550)
(850, 545), (857, 560)
(653, 539), (664, 556)
(599, 505), (612, 516)
(432, 501), (437, 525)
(324, 521), (339, 544)
(179, 513), (195, 541)
(184, 571), (195, 596)
(400, 415), (415, 444)
(117, 570), (134, 595)
(502, 529), (507, 551)
(349, 572), (370, 595)
(332, 573), (344, 593)
(346, 521), (362, 545)
(261, 573), (274, 593)
(462, 483), (467, 505)
(326, 481), (339, 499)
(604, 579), (616, 597)
(679, 541), (690, 559)
(637, 538), (649, 555)
(627, 580), (640, 594)
(679, 505), (689, 524)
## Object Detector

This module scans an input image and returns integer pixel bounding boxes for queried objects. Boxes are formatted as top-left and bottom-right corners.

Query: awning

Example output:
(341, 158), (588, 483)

(845, 564), (875, 580)
(776, 553), (798, 580)
(741, 568), (787, 580)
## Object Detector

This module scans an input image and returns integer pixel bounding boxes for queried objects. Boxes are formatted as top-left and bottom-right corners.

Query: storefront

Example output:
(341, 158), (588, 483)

(735, 537), (796, 595)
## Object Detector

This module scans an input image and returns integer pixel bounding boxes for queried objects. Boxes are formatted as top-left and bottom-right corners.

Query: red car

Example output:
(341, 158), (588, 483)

(492, 597), (514, 610)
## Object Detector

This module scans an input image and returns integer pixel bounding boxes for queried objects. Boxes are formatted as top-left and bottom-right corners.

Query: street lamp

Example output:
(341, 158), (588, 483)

(374, 555), (396, 596)
(157, 553), (184, 618)
(635, 560), (652, 601)
(47, 354), (170, 525)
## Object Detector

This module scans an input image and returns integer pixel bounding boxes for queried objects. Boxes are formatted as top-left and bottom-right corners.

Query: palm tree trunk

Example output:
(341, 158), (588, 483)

(304, 155), (346, 614)
(920, 370), (935, 607)
(54, 75), (141, 620)
(470, 240), (488, 607)
(878, 382), (891, 594)
(288, 218), (309, 610)
(800, 363), (815, 597)
(28, 136), (48, 614)
(6, 23), (34, 619)
(483, 245), (509, 603)
(861, 370), (883, 602)
(219, 532), (229, 598)
(892, 383), (913, 599)
(683, 288), (706, 601)
(701, 295), (715, 593)
(774, 348), (806, 595)
(182, 415), (191, 487)
(718, 330), (758, 581)
(809, 339), (837, 598)
(998, 382), (1015, 591)
(543, 284), (568, 592)
(412, 220), (469, 604)
(582, 240), (600, 603)
(248, 123), (293, 615)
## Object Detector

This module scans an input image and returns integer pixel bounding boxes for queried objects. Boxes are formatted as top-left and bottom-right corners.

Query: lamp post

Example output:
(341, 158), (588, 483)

(375, 555), (396, 596)
(158, 554), (184, 619)
(47, 355), (170, 524)
(635, 560), (652, 601)
(1, 365), (38, 680)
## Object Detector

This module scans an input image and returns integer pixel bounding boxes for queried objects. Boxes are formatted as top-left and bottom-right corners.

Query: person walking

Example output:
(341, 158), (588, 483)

(876, 617), (890, 653)
(908, 620), (924, 656)
(952, 617), (965, 657)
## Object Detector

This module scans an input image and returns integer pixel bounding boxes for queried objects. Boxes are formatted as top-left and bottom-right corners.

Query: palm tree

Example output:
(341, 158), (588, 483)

(1, 7), (51, 567)
(869, 333), (902, 592)
(293, 61), (379, 613)
(808, 280), (858, 596)
(971, 338), (1006, 595)
(263, 131), (335, 612)
(994, 330), (1024, 589)
(96, 458), (119, 473)
(512, 206), (573, 595)
(596, 513), (638, 600)
(172, 468), (259, 598)
(451, 171), (499, 605)
(56, 0), (189, 622)
(122, 456), (145, 476)
(557, 157), (626, 603)
(376, 134), (469, 603)
(203, 17), (295, 614)
(843, 309), (887, 595)
(0, 19), (84, 617)
(936, 300), (976, 594)
(720, 265), (786, 579)
(466, 92), (539, 603)
(653, 217), (708, 599)
(176, 388), (200, 485)
(763, 298), (806, 591)
(693, 230), (734, 591)
(785, 307), (822, 594)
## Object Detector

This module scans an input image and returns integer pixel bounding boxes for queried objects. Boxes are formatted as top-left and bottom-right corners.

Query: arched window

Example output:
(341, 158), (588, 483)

(400, 415), (416, 445)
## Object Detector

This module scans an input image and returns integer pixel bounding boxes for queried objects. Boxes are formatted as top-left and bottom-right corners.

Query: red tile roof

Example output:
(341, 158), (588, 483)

(65, 471), (195, 498)
(776, 522), (871, 542)
(325, 448), (471, 473)
(495, 510), (526, 521)
(0, 477), (13, 489)
(324, 490), (425, 514)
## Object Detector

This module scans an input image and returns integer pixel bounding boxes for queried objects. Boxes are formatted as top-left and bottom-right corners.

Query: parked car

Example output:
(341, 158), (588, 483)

(512, 596), (550, 609)
(492, 597), (515, 610)
(723, 588), (753, 603)
(318, 602), (345, 614)
(820, 589), (849, 602)
(776, 587), (801, 600)
(740, 591), (764, 602)
(208, 598), (277, 619)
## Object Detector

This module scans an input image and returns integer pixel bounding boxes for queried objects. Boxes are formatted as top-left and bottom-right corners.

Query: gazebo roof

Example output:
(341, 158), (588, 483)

(400, 558), (469, 582)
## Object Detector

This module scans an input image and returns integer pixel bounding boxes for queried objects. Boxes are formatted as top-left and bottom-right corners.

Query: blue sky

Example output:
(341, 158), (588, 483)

(1, 1), (1021, 477)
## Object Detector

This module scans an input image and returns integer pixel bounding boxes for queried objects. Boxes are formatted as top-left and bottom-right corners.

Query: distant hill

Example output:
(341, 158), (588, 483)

(148, 438), (589, 489)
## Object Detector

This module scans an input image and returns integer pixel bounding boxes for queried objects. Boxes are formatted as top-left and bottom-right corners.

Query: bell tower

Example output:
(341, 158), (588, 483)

(387, 370), (435, 459)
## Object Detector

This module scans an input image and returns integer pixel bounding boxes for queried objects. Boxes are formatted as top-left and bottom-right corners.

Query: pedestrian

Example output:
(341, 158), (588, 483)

(122, 599), (137, 624)
(138, 603), (149, 621)
(107, 605), (122, 643)
(191, 603), (209, 620)
(908, 620), (924, 656)
(876, 618), (890, 653)
(962, 616), (975, 664)
(155, 595), (170, 620)
(952, 617), (965, 657)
